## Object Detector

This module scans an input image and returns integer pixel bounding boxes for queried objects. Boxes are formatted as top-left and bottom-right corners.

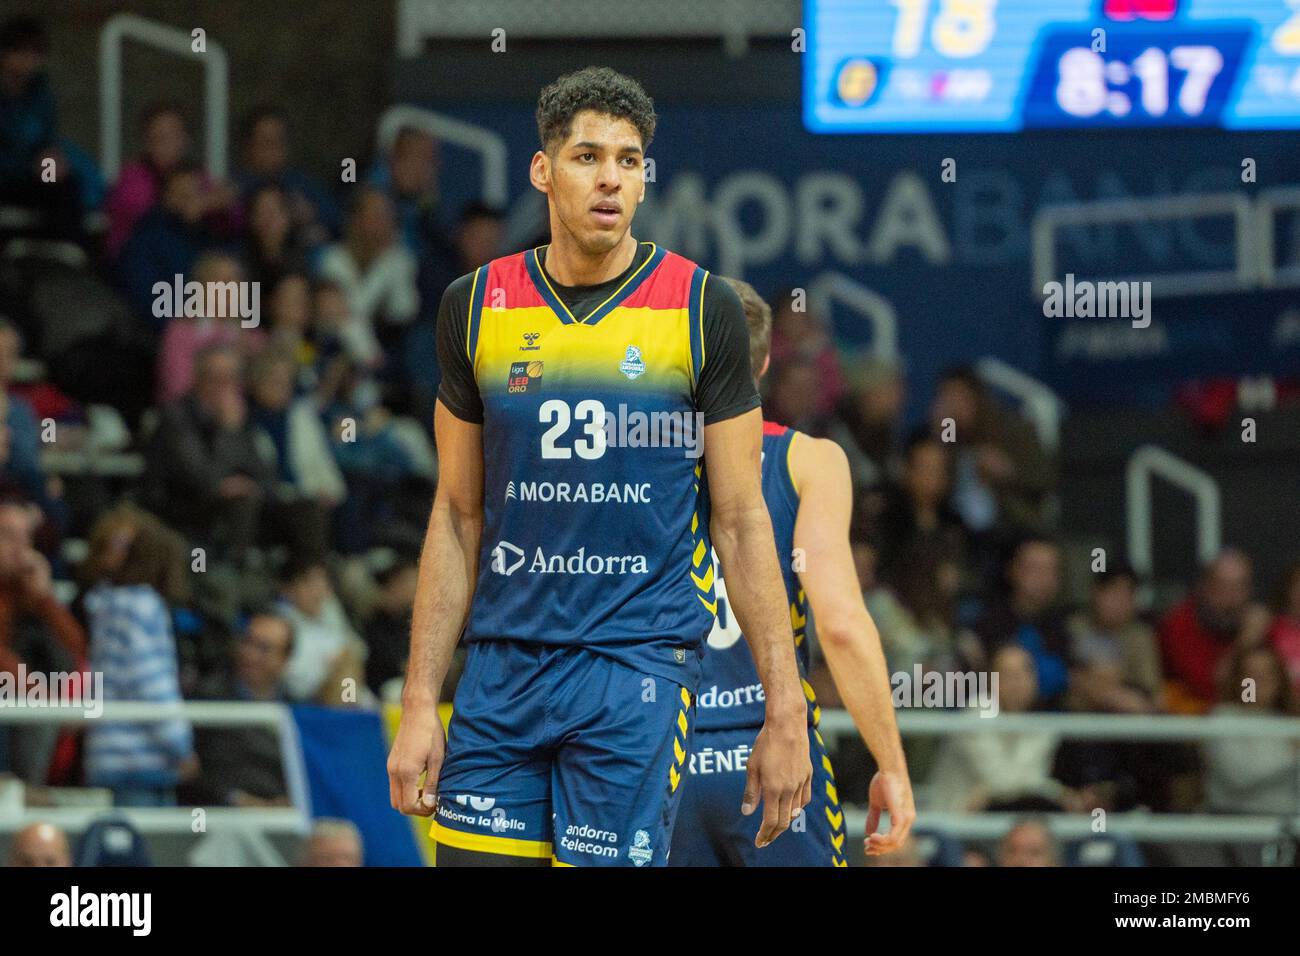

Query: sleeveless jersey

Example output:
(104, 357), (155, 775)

(695, 422), (813, 731)
(461, 243), (718, 687)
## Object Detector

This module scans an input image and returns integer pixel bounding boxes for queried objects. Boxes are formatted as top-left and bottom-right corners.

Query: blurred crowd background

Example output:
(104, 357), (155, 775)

(2, 2), (1300, 867)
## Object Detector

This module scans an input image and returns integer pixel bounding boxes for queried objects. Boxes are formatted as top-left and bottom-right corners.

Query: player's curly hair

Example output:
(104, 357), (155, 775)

(536, 66), (656, 153)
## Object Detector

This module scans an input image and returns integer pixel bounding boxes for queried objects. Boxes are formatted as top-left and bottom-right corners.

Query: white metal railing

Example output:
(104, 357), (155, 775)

(807, 271), (900, 360)
(818, 708), (1300, 741)
(0, 701), (310, 835)
(1031, 193), (1257, 298)
(845, 810), (1300, 845)
(376, 106), (509, 209)
(975, 357), (1065, 451)
(822, 708), (1300, 846)
(1125, 444), (1222, 577)
(100, 14), (230, 181)
(395, 0), (797, 56)
(1255, 185), (1300, 288)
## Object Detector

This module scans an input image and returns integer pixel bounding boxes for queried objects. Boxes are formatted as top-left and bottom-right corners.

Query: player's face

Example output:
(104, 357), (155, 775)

(535, 110), (645, 256)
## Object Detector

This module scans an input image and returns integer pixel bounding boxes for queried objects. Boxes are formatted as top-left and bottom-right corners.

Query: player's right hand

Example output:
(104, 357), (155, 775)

(741, 713), (812, 848)
(387, 702), (446, 816)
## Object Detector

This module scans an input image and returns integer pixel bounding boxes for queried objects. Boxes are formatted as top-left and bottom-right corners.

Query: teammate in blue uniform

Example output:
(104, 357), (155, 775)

(386, 68), (812, 866)
(670, 278), (916, 866)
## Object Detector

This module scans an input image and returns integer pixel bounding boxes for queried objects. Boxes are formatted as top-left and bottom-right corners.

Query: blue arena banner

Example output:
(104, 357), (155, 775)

(418, 100), (1300, 418)
(292, 706), (422, 867)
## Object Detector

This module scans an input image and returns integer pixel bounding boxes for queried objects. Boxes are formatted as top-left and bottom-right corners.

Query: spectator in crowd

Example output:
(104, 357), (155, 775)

(246, 343), (342, 558)
(235, 105), (339, 246)
(182, 611), (294, 808)
(408, 202), (506, 422)
(273, 557), (366, 705)
(265, 272), (321, 393)
(309, 277), (353, 389)
(369, 126), (452, 263)
(765, 358), (827, 436)
(156, 251), (268, 404)
(1055, 563), (1164, 812)
(83, 509), (194, 807)
(971, 536), (1072, 704)
(1202, 644), (1300, 818)
(1268, 560), (1300, 695)
(997, 816), (1061, 867)
(1158, 548), (1271, 713)
(927, 645), (1079, 813)
(849, 537), (930, 678)
(873, 431), (966, 594)
(105, 104), (237, 259)
(1067, 564), (1163, 713)
(828, 353), (906, 490)
(117, 162), (219, 323)
(242, 183), (308, 290)
(143, 344), (275, 564)
(891, 548), (970, 675)
(300, 818), (363, 866)
(317, 187), (418, 366)
(417, 200), (506, 310)
(73, 503), (146, 609)
(767, 290), (845, 419)
(0, 17), (82, 238)
(928, 367), (1056, 559)
(322, 353), (436, 554)
(0, 497), (85, 783)
(0, 319), (46, 504)
(363, 555), (418, 696)
(6, 821), (71, 866)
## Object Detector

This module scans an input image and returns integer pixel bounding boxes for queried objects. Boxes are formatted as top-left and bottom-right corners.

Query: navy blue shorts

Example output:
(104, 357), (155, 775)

(669, 724), (847, 867)
(433, 640), (696, 866)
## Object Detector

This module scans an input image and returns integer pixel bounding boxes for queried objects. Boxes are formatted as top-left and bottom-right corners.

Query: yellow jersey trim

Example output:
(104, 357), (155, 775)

(430, 820), (553, 859)
(787, 431), (801, 497)
(465, 266), (481, 364)
(697, 270), (709, 370)
(531, 242), (660, 325)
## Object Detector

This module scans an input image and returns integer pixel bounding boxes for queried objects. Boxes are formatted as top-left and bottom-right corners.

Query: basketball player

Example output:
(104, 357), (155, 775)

(387, 67), (811, 866)
(670, 278), (915, 866)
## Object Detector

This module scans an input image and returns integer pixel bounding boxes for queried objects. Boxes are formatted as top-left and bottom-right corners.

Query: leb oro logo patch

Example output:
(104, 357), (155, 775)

(507, 361), (543, 394)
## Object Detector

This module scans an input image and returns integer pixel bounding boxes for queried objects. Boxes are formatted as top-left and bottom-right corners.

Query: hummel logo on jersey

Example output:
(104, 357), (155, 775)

(490, 541), (525, 576)
(619, 345), (646, 380)
(520, 332), (541, 351)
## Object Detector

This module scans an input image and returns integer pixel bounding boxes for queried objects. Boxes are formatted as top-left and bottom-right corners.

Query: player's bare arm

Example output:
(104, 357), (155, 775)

(387, 400), (484, 817)
(704, 408), (813, 847)
(790, 433), (916, 855)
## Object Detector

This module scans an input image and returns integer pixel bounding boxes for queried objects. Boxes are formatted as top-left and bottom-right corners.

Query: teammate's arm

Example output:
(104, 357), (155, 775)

(705, 410), (812, 848)
(791, 434), (916, 855)
(698, 277), (811, 847)
(388, 276), (485, 817)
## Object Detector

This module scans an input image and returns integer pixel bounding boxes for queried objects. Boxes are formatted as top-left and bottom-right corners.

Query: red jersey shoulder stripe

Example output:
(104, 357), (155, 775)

(620, 248), (697, 310)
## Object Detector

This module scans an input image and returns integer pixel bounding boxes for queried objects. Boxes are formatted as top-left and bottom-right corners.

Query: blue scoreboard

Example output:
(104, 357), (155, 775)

(805, 0), (1300, 131)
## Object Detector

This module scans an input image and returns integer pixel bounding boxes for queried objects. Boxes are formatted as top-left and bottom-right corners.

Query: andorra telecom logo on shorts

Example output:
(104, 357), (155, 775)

(619, 345), (646, 380)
